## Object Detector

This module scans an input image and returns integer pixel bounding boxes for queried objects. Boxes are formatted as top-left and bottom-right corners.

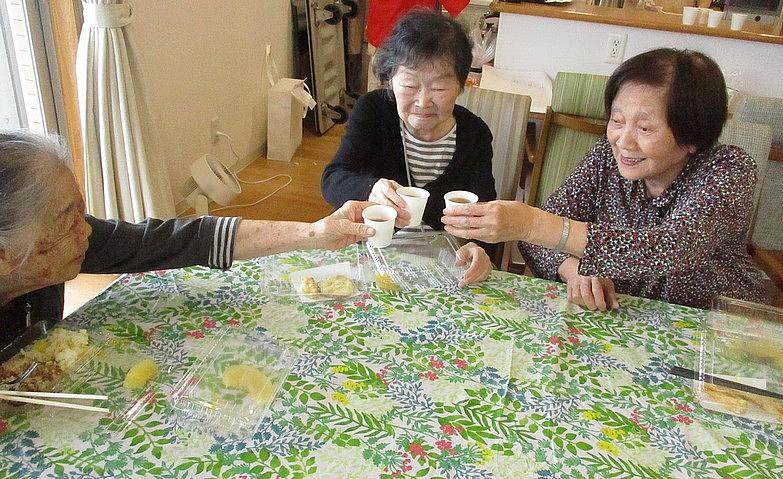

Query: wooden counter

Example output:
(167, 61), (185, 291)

(491, 1), (783, 44)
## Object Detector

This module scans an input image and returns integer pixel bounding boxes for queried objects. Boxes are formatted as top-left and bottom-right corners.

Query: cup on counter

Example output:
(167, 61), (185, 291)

(396, 186), (430, 227)
(698, 7), (711, 24)
(707, 10), (724, 28)
(362, 205), (397, 248)
(682, 6), (699, 25)
(444, 190), (479, 209)
(730, 12), (748, 30)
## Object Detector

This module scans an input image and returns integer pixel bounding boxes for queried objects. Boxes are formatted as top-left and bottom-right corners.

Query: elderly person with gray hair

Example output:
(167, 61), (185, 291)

(321, 9), (493, 286)
(0, 130), (377, 348)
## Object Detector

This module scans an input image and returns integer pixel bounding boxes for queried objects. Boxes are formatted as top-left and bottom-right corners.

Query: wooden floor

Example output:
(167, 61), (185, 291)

(65, 122), (783, 312)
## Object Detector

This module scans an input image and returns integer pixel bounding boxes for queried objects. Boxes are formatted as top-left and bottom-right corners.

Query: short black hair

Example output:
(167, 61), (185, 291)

(604, 48), (727, 151)
(373, 9), (472, 89)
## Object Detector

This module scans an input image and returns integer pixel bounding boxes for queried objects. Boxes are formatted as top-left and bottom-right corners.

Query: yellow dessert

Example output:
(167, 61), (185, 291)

(374, 273), (401, 292)
(222, 364), (274, 404)
(319, 275), (354, 297)
(301, 277), (320, 296)
(123, 358), (159, 389)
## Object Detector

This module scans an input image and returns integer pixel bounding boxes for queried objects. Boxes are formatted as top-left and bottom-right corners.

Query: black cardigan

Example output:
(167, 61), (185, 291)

(321, 89), (497, 230)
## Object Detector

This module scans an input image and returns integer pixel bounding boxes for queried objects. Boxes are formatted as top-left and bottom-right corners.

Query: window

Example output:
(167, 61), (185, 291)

(0, 0), (62, 133)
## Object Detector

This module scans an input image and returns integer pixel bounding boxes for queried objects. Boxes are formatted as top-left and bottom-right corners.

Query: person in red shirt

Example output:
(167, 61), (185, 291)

(367, 0), (469, 47)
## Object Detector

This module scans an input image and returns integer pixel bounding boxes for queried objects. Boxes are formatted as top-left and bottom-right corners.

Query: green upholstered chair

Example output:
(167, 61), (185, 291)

(527, 72), (609, 208)
(732, 95), (783, 251)
(718, 119), (772, 242)
(731, 94), (783, 295)
(456, 87), (532, 271)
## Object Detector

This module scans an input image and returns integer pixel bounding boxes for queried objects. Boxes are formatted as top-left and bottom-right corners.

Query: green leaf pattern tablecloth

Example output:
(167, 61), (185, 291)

(1, 250), (782, 479)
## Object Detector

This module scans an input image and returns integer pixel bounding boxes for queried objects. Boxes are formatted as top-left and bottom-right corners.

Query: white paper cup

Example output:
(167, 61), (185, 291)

(682, 6), (698, 25)
(362, 204), (397, 248)
(698, 7), (711, 25)
(730, 12), (748, 30)
(444, 190), (479, 209)
(397, 186), (430, 227)
(707, 10), (724, 28)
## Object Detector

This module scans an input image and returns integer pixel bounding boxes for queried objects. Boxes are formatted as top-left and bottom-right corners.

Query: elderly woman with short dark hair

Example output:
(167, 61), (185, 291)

(443, 48), (766, 310)
(0, 131), (376, 348)
(321, 9), (494, 286)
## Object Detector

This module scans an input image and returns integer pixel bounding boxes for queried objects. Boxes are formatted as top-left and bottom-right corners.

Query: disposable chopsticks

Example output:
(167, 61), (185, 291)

(0, 390), (109, 413)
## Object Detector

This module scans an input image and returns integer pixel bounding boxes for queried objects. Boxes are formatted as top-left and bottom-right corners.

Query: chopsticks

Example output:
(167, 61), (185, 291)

(0, 390), (110, 413)
(669, 365), (783, 401)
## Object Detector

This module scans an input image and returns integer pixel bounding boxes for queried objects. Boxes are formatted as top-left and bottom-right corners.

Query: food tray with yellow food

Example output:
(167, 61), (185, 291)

(692, 297), (783, 424)
(0, 320), (108, 410)
(263, 243), (367, 303)
(365, 232), (465, 293)
(167, 328), (298, 434)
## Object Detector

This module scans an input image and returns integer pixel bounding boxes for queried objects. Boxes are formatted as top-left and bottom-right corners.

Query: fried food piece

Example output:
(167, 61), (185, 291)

(301, 277), (320, 296)
(319, 275), (355, 297)
(703, 383), (749, 414)
(222, 364), (274, 404)
(123, 358), (159, 389)
(374, 272), (400, 292)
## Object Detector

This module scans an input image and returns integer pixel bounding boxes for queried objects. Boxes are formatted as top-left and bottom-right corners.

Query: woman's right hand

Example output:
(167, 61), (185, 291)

(558, 257), (619, 311)
(368, 178), (412, 228)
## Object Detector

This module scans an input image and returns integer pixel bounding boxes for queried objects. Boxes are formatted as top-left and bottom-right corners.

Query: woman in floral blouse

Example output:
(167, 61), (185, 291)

(441, 48), (766, 310)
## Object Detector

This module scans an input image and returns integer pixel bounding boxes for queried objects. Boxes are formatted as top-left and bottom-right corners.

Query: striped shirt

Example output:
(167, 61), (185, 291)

(400, 122), (457, 187)
(208, 216), (241, 269)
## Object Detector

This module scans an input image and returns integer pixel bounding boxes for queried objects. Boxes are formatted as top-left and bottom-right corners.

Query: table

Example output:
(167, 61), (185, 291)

(2, 249), (783, 478)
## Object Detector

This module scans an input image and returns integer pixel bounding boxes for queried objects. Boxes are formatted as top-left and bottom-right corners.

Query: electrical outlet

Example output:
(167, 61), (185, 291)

(605, 33), (627, 64)
(210, 117), (220, 143)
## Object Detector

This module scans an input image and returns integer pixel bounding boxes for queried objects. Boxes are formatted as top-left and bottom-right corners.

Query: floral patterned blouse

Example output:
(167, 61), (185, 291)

(520, 137), (766, 309)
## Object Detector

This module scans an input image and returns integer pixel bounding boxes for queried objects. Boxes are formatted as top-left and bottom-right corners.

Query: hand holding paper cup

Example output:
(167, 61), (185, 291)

(362, 205), (397, 248)
(444, 191), (479, 209)
(397, 187), (430, 227)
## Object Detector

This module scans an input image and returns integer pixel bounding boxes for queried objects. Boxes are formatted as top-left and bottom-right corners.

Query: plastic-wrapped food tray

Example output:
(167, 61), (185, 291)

(164, 328), (298, 434)
(693, 297), (783, 424)
(264, 244), (367, 303)
(0, 320), (108, 410)
(365, 232), (465, 293)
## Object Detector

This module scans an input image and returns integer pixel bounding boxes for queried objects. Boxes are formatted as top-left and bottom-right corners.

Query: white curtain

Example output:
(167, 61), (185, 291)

(76, 1), (174, 222)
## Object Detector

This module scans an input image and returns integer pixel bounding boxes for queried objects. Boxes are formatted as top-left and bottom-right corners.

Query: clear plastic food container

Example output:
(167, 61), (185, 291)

(264, 244), (367, 303)
(164, 328), (298, 434)
(364, 232), (466, 293)
(692, 296), (783, 424)
(0, 320), (109, 410)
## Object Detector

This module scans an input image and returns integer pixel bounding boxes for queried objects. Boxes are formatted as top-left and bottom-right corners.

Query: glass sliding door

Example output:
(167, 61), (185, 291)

(0, 0), (61, 134)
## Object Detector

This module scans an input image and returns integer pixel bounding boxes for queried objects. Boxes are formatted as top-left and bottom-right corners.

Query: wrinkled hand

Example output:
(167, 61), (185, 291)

(558, 257), (618, 311)
(566, 275), (619, 311)
(368, 178), (412, 228)
(442, 200), (532, 244)
(311, 200), (376, 250)
(454, 242), (492, 287)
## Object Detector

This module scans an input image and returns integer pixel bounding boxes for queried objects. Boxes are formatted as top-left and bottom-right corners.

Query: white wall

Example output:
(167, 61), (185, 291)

(124, 1), (293, 205)
(495, 13), (783, 99)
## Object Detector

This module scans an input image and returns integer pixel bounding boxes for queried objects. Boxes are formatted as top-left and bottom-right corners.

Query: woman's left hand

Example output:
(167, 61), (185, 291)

(455, 242), (492, 287)
(442, 200), (534, 244)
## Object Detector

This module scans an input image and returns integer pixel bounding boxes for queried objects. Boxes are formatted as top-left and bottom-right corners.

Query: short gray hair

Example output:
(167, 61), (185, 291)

(0, 130), (72, 260)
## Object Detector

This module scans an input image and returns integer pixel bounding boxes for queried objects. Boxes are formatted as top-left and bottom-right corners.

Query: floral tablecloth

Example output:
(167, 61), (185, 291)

(2, 250), (782, 479)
